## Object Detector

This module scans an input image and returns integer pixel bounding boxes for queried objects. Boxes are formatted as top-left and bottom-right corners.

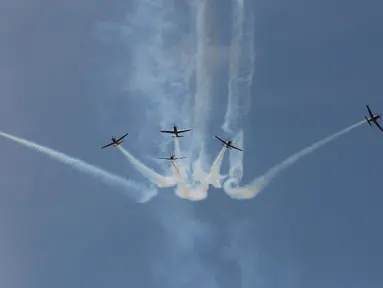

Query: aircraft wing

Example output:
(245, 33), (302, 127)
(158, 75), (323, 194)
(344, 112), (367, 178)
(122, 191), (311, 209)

(373, 119), (383, 132)
(116, 132), (128, 142)
(215, 136), (227, 145)
(160, 130), (176, 134)
(158, 157), (170, 160)
(101, 142), (114, 149)
(366, 105), (374, 118)
(174, 157), (186, 160)
(228, 144), (243, 152)
(177, 129), (191, 134)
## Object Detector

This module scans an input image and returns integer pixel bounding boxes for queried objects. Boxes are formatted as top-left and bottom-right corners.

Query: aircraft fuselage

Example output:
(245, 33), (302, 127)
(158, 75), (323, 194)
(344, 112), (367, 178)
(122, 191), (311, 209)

(367, 114), (380, 123)
(173, 127), (180, 136)
(101, 132), (128, 149)
(111, 138), (123, 146)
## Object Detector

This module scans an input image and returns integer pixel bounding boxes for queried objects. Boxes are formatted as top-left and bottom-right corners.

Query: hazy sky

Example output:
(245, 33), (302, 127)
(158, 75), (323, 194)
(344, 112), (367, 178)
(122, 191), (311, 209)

(1, 0), (382, 287)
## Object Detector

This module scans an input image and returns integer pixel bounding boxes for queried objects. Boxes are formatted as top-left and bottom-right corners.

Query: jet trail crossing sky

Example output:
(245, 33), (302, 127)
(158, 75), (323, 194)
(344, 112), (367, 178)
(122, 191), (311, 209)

(0, 131), (157, 203)
(224, 120), (366, 199)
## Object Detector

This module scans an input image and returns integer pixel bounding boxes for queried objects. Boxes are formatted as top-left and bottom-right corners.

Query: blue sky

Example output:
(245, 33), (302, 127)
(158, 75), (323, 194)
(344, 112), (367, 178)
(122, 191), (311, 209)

(1, 0), (382, 287)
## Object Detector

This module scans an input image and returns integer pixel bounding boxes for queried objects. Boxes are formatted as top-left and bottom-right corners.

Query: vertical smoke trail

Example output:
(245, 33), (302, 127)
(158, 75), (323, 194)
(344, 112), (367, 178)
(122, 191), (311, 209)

(173, 137), (182, 159)
(220, 0), (255, 195)
(189, 0), (215, 173)
(225, 120), (365, 199)
(173, 137), (188, 182)
(222, 0), (255, 134)
(172, 134), (205, 200)
(0, 131), (157, 203)
(227, 130), (245, 185)
(117, 146), (176, 188)
(173, 137), (209, 201)
(96, 1), (219, 287)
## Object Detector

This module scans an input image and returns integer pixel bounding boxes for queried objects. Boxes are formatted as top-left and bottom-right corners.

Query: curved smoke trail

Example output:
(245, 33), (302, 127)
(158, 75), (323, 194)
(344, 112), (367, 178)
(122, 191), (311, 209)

(117, 146), (176, 188)
(0, 131), (157, 203)
(206, 147), (227, 188)
(225, 120), (365, 199)
(173, 136), (209, 201)
(96, 1), (220, 287)
(220, 0), (255, 193)
(170, 138), (208, 200)
(172, 0), (217, 200)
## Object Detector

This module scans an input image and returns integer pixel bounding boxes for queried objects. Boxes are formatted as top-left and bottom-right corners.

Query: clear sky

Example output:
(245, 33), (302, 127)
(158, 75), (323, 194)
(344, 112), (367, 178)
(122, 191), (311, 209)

(1, 0), (382, 287)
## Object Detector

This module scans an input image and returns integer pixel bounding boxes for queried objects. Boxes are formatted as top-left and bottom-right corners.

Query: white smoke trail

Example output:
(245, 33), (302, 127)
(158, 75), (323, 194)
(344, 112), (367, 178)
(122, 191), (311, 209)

(0, 131), (157, 203)
(170, 160), (181, 179)
(206, 147), (227, 188)
(172, 138), (208, 201)
(188, 0), (219, 181)
(190, 0), (211, 156)
(169, 137), (200, 200)
(117, 146), (176, 188)
(227, 130), (244, 184)
(222, 0), (255, 134)
(175, 183), (208, 201)
(97, 1), (220, 286)
(219, 0), (255, 195)
(225, 120), (365, 199)
(173, 137), (188, 182)
(173, 137), (182, 159)
(185, 0), (254, 196)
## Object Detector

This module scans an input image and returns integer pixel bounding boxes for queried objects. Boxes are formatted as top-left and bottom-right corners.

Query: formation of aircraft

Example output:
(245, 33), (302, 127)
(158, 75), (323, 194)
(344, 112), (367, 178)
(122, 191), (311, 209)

(365, 105), (383, 132)
(101, 133), (128, 149)
(158, 154), (186, 161)
(160, 125), (191, 138)
(214, 136), (243, 151)
(101, 106), (381, 152)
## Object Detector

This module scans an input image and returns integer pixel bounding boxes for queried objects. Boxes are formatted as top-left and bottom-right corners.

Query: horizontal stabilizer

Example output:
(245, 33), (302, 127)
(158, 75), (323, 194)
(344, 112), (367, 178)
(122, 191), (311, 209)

(365, 117), (372, 126)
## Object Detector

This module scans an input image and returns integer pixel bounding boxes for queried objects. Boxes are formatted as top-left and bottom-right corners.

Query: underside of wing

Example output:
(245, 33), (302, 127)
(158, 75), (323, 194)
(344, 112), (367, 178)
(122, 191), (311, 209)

(116, 133), (128, 142)
(229, 144), (243, 151)
(366, 105), (374, 117)
(215, 136), (226, 144)
(161, 130), (175, 134)
(101, 142), (114, 149)
(177, 129), (191, 133)
(373, 120), (383, 131)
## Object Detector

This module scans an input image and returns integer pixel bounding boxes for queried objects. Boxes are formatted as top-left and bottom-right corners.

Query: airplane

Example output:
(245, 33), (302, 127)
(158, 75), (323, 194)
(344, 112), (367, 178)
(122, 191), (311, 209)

(158, 154), (186, 161)
(160, 124), (191, 138)
(215, 136), (243, 151)
(365, 105), (383, 132)
(101, 133), (128, 149)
